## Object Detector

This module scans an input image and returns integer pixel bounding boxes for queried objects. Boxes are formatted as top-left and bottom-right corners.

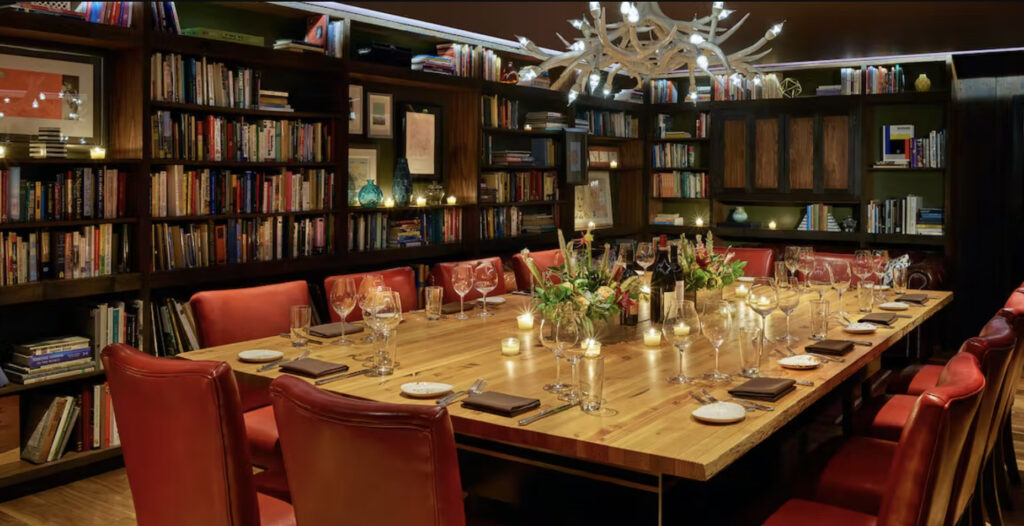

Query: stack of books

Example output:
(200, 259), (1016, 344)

(815, 84), (842, 96)
(411, 55), (455, 75)
(916, 208), (944, 236)
(273, 39), (324, 54)
(797, 204), (841, 232)
(521, 212), (556, 234)
(388, 219), (424, 247)
(29, 128), (66, 159)
(3, 336), (96, 386)
(524, 112), (567, 131)
(349, 209), (462, 251)
(652, 213), (686, 226)
(518, 72), (551, 89)
(650, 80), (678, 104)
(487, 149), (534, 166)
(258, 90), (293, 112)
(1, 166), (127, 223)
(614, 89), (644, 103)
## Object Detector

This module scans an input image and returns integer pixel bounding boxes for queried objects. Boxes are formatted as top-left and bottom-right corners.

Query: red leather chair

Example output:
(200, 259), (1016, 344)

(431, 257), (507, 303)
(763, 352), (985, 526)
(712, 247), (774, 278)
(190, 281), (310, 483)
(324, 267), (418, 322)
(270, 376), (466, 526)
(101, 344), (295, 526)
(511, 249), (563, 291)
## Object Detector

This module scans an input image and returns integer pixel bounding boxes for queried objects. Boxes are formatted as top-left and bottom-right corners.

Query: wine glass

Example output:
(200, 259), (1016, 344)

(808, 259), (833, 301)
(829, 260), (852, 315)
(555, 317), (583, 402)
(784, 246), (801, 278)
(329, 277), (358, 345)
(662, 299), (700, 384)
(776, 277), (801, 343)
(746, 278), (777, 362)
(797, 247), (815, 291)
(852, 250), (874, 310)
(635, 242), (656, 277)
(773, 261), (788, 287)
(474, 262), (499, 317)
(701, 300), (733, 382)
(539, 312), (579, 395)
(366, 290), (402, 376)
(357, 274), (386, 343)
(451, 263), (475, 320)
(872, 249), (890, 301)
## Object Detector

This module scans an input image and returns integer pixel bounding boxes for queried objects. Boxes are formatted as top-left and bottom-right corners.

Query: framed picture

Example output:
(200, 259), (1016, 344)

(348, 84), (363, 135)
(574, 170), (614, 229)
(348, 146), (378, 205)
(366, 92), (393, 139)
(0, 44), (104, 144)
(401, 103), (442, 177)
(565, 129), (588, 184)
(587, 146), (619, 169)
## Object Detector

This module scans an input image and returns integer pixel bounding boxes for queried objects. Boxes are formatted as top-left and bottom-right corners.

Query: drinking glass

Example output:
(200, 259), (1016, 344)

(539, 314), (576, 393)
(829, 260), (852, 315)
(357, 274), (386, 343)
(872, 250), (890, 301)
(555, 317), (582, 401)
(892, 266), (908, 295)
(424, 286), (443, 321)
(785, 246), (801, 278)
(451, 264), (475, 320)
(857, 284), (874, 313)
(635, 242), (656, 277)
(746, 278), (777, 365)
(776, 277), (801, 343)
(329, 278), (358, 345)
(809, 299), (829, 340)
(474, 262), (499, 317)
(773, 261), (789, 287)
(579, 355), (606, 413)
(852, 250), (874, 301)
(738, 323), (763, 378)
(289, 305), (311, 347)
(367, 290), (402, 376)
(797, 247), (815, 290)
(701, 300), (733, 382)
(808, 259), (833, 300)
(662, 299), (700, 384)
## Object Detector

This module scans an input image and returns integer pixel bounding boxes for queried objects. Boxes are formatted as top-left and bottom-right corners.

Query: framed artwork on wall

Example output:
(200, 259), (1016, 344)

(348, 84), (363, 134)
(348, 146), (378, 205)
(366, 92), (393, 139)
(0, 44), (104, 144)
(400, 103), (442, 177)
(574, 170), (614, 229)
(565, 129), (588, 184)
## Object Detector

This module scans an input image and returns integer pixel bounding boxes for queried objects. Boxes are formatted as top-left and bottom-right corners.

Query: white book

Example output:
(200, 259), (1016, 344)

(92, 384), (102, 448)
(47, 396), (75, 462)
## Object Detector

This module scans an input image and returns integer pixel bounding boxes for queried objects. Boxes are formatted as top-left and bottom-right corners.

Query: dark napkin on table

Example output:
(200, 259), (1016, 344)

(805, 339), (855, 356)
(442, 302), (475, 314)
(280, 359), (349, 379)
(461, 391), (540, 417)
(860, 312), (899, 326)
(309, 322), (365, 338)
(896, 293), (930, 304)
(728, 377), (796, 402)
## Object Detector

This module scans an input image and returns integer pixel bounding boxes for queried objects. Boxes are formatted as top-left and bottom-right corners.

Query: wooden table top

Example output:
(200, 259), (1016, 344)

(180, 289), (952, 481)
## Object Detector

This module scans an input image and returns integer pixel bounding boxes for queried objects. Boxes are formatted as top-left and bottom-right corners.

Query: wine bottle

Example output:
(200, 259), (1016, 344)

(650, 244), (678, 323)
(619, 242), (639, 326)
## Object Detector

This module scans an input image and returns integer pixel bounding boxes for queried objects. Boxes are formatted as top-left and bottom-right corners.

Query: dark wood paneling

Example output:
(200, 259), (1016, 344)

(788, 117), (815, 190)
(723, 120), (747, 189)
(823, 115), (850, 190)
(754, 118), (779, 189)
(445, 91), (479, 203)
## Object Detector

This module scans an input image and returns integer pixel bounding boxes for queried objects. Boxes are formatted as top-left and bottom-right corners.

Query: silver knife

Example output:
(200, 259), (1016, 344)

(806, 352), (844, 363)
(795, 380), (814, 386)
(518, 401), (578, 426)
(727, 398), (775, 411)
(315, 368), (372, 385)
(850, 340), (873, 346)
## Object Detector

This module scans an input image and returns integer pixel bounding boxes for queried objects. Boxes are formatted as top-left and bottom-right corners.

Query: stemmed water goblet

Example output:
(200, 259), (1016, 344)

(328, 277), (358, 345)
(807, 258), (833, 301)
(872, 249), (890, 301)
(702, 300), (733, 383)
(797, 247), (815, 291)
(829, 260), (852, 315)
(365, 290), (402, 376)
(776, 277), (801, 343)
(853, 250), (874, 308)
(357, 274), (386, 344)
(451, 263), (475, 320)
(539, 311), (579, 394)
(635, 242), (656, 277)
(662, 299), (700, 384)
(746, 278), (778, 362)
(785, 246), (801, 279)
(474, 262), (499, 317)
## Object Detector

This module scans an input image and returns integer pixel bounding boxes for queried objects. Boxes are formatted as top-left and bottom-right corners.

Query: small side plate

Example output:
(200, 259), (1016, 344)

(843, 322), (878, 334)
(238, 349), (285, 363)
(477, 296), (506, 305)
(692, 402), (747, 424)
(737, 276), (755, 283)
(879, 302), (909, 311)
(401, 382), (454, 399)
(779, 355), (822, 370)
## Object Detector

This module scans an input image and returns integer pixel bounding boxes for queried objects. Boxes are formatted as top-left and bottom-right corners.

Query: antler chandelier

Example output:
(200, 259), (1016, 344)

(515, 2), (784, 103)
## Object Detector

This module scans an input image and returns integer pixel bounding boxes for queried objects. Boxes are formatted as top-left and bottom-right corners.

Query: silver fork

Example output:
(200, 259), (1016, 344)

(437, 378), (487, 407)
(702, 389), (756, 412)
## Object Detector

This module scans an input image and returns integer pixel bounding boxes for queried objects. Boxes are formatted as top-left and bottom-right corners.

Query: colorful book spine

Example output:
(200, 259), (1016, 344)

(150, 166), (333, 217)
(0, 167), (126, 223)
(151, 111), (332, 163)
(0, 224), (132, 286)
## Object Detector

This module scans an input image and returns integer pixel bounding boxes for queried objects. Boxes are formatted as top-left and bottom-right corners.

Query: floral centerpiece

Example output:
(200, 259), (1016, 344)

(520, 227), (643, 337)
(677, 232), (746, 294)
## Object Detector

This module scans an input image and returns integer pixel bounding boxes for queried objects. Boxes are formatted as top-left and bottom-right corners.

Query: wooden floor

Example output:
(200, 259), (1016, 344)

(4, 381), (1024, 525)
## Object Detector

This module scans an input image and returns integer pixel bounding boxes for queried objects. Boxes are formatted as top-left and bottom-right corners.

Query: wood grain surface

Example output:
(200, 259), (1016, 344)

(181, 290), (952, 481)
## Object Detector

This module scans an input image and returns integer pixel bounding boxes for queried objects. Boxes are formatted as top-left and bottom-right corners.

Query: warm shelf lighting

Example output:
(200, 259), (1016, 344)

(90, 146), (106, 159)
(446, 195), (457, 205)
(383, 197), (395, 208)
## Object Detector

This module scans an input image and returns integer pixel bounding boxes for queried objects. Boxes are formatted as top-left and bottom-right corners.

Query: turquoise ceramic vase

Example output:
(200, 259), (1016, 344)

(357, 180), (384, 208)
(392, 158), (412, 207)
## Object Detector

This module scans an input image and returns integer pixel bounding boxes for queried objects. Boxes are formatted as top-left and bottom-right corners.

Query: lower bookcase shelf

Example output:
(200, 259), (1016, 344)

(0, 447), (122, 491)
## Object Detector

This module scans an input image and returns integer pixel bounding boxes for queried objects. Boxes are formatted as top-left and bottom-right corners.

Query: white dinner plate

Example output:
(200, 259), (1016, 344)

(737, 276), (755, 283)
(874, 285), (891, 291)
(778, 355), (822, 370)
(238, 349), (284, 363)
(401, 382), (454, 399)
(692, 402), (747, 424)
(477, 296), (506, 305)
(879, 302), (909, 311)
(843, 322), (878, 335)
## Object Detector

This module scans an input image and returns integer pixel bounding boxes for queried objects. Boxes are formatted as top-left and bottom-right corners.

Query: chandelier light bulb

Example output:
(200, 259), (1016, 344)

(571, 40), (585, 52)
(31, 99), (39, 108)
(753, 75), (762, 85)
(627, 5), (639, 22)
(2, 98), (8, 103)
(718, 9), (734, 19)
(603, 87), (612, 97)
(713, 1), (724, 8)
(620, 2), (631, 14)
(570, 19), (583, 29)
(589, 1), (600, 13)
(518, 36), (530, 47)
(589, 72), (601, 88)
(38, 92), (46, 101)
(687, 90), (698, 100)
(696, 55), (709, 69)
(767, 22), (784, 39)
(568, 88), (579, 104)
(689, 34), (704, 44)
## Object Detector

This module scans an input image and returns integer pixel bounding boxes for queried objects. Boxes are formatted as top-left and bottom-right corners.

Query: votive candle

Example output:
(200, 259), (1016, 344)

(695, 217), (704, 227)
(383, 197), (395, 208)
(523, 124), (533, 131)
(415, 196), (427, 207)
(501, 337), (521, 356)
(516, 312), (534, 330)
(735, 284), (749, 297)
(609, 160), (618, 169)
(446, 195), (457, 205)
(90, 146), (106, 159)
(673, 322), (691, 336)
(768, 219), (777, 230)
(643, 328), (661, 347)
(0, 145), (5, 159)
(583, 338), (601, 357)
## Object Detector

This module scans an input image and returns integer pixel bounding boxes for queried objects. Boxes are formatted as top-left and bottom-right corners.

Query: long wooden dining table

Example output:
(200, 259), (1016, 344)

(179, 288), (952, 524)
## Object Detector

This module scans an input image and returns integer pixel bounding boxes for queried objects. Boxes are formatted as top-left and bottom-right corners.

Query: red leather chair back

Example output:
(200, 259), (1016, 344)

(430, 257), (507, 303)
(812, 252), (867, 287)
(324, 267), (418, 322)
(101, 344), (261, 526)
(511, 249), (563, 291)
(878, 352), (985, 526)
(190, 281), (310, 348)
(270, 376), (466, 526)
(712, 247), (774, 278)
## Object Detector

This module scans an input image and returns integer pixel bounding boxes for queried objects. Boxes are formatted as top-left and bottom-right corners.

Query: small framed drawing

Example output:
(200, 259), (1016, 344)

(366, 92), (393, 139)
(574, 170), (614, 230)
(565, 129), (588, 185)
(348, 146), (378, 205)
(401, 103), (442, 177)
(587, 146), (619, 169)
(0, 44), (104, 144)
(349, 84), (363, 135)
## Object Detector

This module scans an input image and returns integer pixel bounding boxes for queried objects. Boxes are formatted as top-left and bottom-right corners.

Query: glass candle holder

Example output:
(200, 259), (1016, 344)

(517, 312), (535, 330)
(501, 337), (521, 356)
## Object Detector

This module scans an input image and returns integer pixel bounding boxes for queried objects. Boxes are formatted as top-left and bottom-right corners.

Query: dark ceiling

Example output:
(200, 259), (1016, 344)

(344, 2), (1024, 64)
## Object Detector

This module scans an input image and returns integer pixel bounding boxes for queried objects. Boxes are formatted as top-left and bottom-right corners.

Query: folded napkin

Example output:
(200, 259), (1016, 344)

(280, 359), (349, 379)
(860, 312), (899, 326)
(805, 339), (855, 356)
(728, 377), (796, 402)
(461, 391), (540, 417)
(442, 302), (475, 314)
(309, 322), (365, 338)
(896, 293), (929, 304)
